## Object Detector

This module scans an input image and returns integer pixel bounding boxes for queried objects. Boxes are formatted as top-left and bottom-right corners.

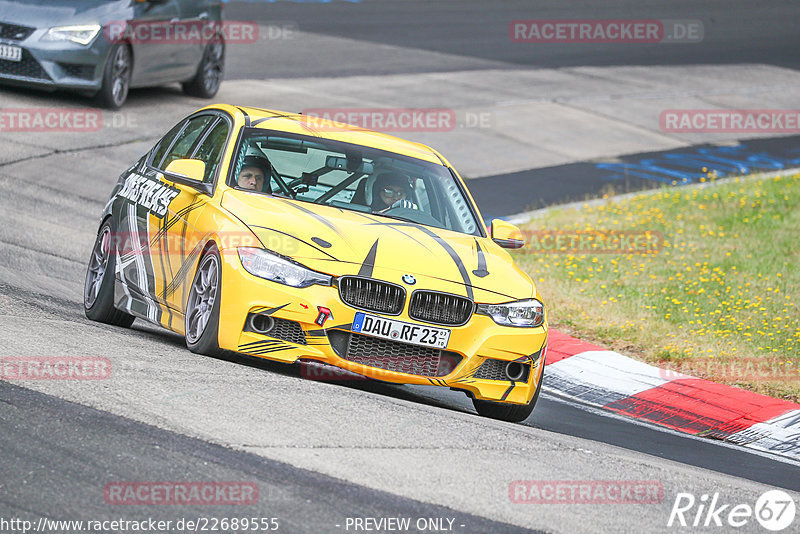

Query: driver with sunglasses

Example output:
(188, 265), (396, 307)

(370, 172), (418, 213)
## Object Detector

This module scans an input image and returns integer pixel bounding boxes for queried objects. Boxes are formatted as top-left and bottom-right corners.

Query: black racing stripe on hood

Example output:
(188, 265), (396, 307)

(472, 239), (489, 278)
(358, 239), (379, 278)
(249, 225), (339, 261)
(413, 226), (473, 301)
(354, 213), (433, 252)
(276, 199), (348, 241)
(358, 221), (518, 299)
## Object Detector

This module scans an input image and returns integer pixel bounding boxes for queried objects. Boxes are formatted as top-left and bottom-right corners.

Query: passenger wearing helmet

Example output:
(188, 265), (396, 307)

(371, 172), (417, 213)
(237, 155), (271, 192)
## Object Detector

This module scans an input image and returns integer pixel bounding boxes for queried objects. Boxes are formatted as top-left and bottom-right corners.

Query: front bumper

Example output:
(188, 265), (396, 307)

(0, 28), (108, 91)
(217, 249), (547, 405)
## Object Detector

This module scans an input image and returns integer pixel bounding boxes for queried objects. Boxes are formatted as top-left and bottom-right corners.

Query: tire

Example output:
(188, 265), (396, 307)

(185, 245), (223, 357)
(84, 220), (135, 327)
(182, 38), (224, 98)
(472, 364), (544, 423)
(95, 44), (132, 109)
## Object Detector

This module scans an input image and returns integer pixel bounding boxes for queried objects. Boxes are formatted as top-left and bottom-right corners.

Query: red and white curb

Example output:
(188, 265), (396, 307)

(544, 330), (800, 461)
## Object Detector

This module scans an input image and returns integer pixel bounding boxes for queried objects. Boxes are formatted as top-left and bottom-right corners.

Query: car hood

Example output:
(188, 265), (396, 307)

(0, 0), (130, 28)
(221, 190), (535, 302)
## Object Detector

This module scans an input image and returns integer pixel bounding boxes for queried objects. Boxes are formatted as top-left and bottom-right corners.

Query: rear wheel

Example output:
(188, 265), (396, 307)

(84, 220), (135, 327)
(182, 38), (224, 98)
(95, 44), (131, 109)
(472, 364), (544, 423)
(185, 246), (222, 356)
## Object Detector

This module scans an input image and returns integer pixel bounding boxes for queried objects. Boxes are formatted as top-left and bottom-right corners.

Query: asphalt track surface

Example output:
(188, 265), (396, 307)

(471, 134), (800, 218)
(224, 0), (800, 75)
(0, 382), (535, 534)
(1, 1), (800, 532)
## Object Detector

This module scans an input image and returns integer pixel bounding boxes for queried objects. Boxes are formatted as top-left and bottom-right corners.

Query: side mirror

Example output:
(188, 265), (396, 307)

(165, 159), (206, 181)
(164, 159), (212, 194)
(490, 219), (525, 249)
(164, 159), (206, 182)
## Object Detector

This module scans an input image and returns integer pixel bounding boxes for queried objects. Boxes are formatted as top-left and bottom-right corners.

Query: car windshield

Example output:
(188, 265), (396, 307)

(229, 129), (482, 236)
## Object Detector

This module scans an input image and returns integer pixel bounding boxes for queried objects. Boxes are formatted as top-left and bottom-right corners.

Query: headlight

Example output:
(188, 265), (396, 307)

(476, 299), (544, 328)
(238, 247), (331, 288)
(41, 25), (101, 45)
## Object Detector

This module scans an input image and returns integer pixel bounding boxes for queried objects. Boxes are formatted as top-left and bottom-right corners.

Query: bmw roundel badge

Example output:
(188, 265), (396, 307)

(402, 274), (416, 285)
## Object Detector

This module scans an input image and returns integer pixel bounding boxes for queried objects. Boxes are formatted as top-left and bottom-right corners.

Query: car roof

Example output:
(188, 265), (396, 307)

(204, 104), (448, 166)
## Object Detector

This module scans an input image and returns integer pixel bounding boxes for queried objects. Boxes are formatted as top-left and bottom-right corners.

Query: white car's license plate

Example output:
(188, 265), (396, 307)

(0, 44), (22, 62)
(352, 312), (450, 349)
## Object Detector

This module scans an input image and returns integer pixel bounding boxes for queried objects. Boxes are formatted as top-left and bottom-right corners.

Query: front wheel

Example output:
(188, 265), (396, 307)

(84, 220), (135, 327)
(182, 39), (224, 98)
(472, 364), (544, 423)
(185, 246), (223, 356)
(95, 44), (132, 109)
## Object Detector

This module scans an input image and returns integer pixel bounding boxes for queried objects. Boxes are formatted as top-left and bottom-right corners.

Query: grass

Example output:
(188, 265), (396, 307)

(513, 171), (800, 402)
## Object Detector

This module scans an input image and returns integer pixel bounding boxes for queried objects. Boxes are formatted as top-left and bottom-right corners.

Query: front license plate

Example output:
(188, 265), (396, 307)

(0, 44), (22, 62)
(352, 312), (450, 349)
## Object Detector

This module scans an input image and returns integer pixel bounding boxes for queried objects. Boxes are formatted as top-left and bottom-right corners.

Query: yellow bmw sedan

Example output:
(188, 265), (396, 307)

(84, 104), (547, 422)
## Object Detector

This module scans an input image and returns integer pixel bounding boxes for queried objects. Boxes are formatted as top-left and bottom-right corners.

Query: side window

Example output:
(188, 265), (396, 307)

(157, 115), (215, 171)
(151, 121), (185, 169)
(191, 119), (230, 183)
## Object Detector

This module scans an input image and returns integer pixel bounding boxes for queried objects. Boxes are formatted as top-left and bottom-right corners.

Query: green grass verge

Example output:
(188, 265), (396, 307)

(513, 172), (800, 401)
